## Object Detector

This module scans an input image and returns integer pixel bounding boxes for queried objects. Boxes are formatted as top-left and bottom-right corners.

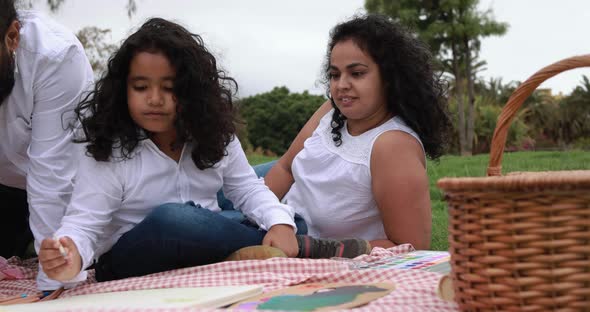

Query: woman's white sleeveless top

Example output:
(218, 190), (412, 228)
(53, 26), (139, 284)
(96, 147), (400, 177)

(282, 109), (424, 240)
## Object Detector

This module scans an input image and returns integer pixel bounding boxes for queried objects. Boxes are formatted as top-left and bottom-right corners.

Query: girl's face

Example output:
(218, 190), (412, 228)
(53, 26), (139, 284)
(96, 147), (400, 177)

(127, 51), (177, 144)
(329, 39), (388, 124)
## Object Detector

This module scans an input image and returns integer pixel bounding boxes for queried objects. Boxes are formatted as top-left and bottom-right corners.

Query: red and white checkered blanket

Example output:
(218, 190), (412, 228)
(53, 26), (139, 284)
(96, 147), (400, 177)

(0, 245), (458, 311)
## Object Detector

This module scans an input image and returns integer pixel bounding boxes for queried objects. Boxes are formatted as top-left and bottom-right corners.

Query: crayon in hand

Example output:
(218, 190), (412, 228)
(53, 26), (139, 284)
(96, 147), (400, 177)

(53, 235), (67, 257)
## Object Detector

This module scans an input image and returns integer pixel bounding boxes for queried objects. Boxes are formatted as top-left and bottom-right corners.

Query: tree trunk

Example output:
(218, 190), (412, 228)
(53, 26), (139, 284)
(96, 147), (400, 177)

(464, 37), (475, 156)
(452, 43), (468, 156)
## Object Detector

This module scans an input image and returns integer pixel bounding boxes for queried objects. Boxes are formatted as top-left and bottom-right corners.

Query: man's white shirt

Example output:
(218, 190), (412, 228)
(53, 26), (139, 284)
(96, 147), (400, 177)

(0, 11), (94, 290)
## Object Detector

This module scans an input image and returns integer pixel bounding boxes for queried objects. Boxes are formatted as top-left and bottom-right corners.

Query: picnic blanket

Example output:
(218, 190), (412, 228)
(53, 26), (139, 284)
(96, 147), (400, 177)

(0, 245), (458, 311)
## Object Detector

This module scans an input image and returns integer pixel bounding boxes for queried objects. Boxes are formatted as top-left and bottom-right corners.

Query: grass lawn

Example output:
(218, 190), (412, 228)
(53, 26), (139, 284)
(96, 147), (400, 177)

(247, 150), (590, 251)
(246, 154), (278, 166)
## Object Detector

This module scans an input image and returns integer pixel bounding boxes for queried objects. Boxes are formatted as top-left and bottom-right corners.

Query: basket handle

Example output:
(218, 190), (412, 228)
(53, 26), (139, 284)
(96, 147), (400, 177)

(487, 54), (590, 176)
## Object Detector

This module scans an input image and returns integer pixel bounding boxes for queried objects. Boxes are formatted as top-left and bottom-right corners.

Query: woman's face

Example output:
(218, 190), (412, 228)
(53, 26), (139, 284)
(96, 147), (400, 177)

(328, 39), (388, 124)
(127, 51), (178, 144)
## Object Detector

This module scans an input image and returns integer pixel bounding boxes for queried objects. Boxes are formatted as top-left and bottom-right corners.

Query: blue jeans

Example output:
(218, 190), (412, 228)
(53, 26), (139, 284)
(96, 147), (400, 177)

(95, 161), (306, 281)
(95, 202), (269, 281)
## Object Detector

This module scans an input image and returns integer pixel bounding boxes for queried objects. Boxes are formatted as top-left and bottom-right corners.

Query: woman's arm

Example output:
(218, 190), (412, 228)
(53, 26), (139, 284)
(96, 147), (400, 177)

(370, 131), (431, 250)
(264, 100), (333, 199)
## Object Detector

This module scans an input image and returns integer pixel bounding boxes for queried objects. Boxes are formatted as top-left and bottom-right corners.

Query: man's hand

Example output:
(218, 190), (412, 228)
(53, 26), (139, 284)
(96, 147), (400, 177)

(38, 236), (82, 281)
(262, 224), (299, 257)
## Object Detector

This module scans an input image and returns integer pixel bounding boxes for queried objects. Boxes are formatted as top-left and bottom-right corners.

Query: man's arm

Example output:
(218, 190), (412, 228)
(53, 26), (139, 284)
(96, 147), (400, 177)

(27, 46), (93, 251)
(26, 46), (93, 290)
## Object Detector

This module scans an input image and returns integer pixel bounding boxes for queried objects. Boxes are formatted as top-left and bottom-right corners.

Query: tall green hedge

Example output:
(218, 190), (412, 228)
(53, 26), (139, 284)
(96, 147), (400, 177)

(238, 87), (325, 155)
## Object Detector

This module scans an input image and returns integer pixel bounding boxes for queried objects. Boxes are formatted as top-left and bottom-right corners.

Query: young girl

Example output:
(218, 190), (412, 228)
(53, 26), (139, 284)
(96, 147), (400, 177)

(263, 14), (452, 257)
(37, 18), (298, 283)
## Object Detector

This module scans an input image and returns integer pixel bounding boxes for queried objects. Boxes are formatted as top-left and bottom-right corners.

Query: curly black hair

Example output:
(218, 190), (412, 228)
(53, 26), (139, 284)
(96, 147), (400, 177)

(323, 14), (452, 160)
(0, 0), (18, 106)
(74, 18), (237, 169)
(0, 0), (17, 38)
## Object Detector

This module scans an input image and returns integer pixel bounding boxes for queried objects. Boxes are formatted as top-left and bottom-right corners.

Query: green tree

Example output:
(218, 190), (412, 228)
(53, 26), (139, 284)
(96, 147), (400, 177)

(558, 75), (590, 147)
(365, 0), (508, 155)
(474, 77), (518, 107)
(76, 26), (117, 77)
(239, 87), (325, 155)
(473, 98), (529, 153)
(475, 75), (590, 151)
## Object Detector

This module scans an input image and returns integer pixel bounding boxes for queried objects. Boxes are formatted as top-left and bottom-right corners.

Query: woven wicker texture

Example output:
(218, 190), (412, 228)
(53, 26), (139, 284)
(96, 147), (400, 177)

(437, 54), (590, 311)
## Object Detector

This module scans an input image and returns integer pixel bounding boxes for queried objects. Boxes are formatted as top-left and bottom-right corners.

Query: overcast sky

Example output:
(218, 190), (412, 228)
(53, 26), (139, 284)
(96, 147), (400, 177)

(28, 0), (590, 97)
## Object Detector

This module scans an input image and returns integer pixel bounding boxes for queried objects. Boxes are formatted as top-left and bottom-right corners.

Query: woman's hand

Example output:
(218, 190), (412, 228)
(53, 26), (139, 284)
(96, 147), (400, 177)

(38, 236), (82, 282)
(262, 224), (299, 257)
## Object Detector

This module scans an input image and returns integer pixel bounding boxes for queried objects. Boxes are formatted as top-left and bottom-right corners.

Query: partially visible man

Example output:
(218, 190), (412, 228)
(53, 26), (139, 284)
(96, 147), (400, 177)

(0, 0), (93, 290)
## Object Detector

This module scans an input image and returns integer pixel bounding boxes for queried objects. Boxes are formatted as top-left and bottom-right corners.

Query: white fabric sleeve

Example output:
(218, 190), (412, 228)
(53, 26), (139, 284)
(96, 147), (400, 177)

(27, 45), (93, 245)
(36, 267), (87, 291)
(25, 45), (93, 289)
(55, 153), (124, 274)
(221, 138), (296, 231)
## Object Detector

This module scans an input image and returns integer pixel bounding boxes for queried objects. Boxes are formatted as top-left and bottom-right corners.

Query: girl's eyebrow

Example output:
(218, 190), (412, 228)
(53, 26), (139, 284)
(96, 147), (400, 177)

(128, 76), (175, 81)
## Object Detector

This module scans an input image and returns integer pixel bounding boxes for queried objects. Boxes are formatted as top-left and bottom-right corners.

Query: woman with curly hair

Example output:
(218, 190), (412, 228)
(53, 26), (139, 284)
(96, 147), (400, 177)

(263, 14), (453, 257)
(37, 18), (298, 283)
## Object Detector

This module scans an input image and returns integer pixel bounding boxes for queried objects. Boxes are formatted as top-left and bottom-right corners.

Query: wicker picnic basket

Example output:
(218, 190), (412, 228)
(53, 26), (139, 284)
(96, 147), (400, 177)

(437, 54), (590, 311)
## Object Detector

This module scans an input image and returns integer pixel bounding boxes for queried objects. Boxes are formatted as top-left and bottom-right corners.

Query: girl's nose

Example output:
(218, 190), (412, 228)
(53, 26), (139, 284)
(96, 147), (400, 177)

(148, 89), (164, 106)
